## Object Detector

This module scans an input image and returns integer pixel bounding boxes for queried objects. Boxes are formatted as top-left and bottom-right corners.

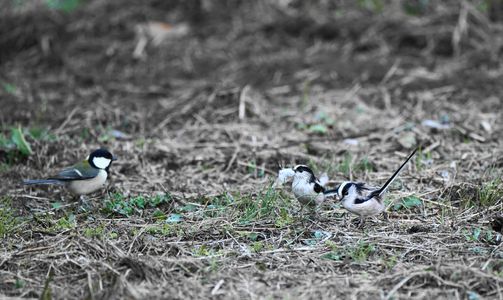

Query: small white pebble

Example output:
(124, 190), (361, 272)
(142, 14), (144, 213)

(343, 138), (359, 146)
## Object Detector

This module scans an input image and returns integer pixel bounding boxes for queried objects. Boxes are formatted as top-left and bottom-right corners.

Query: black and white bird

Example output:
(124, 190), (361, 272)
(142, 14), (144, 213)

(336, 147), (418, 227)
(274, 165), (337, 207)
(23, 148), (117, 196)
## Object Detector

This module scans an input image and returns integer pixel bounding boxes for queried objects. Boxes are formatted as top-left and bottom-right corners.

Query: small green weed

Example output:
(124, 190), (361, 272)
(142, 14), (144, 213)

(349, 241), (375, 262)
(45, 0), (81, 12)
(192, 244), (215, 257)
(382, 255), (398, 270)
(393, 195), (422, 211)
(0, 126), (55, 163)
(103, 193), (172, 217)
(204, 193), (234, 217)
(402, 0), (430, 15)
(354, 156), (376, 173)
(308, 124), (328, 134)
(146, 224), (173, 236)
(336, 154), (375, 177)
(0, 197), (21, 237)
(246, 232), (259, 241)
(303, 111), (336, 135)
(207, 257), (220, 273)
(166, 213), (183, 223)
(84, 226), (105, 238)
(27, 127), (56, 142)
(477, 0), (489, 13)
(415, 148), (431, 171)
(2, 81), (17, 94)
(358, 0), (384, 13)
(322, 240), (342, 261)
(0, 126), (32, 160)
(275, 207), (294, 228)
(237, 186), (285, 224)
(463, 227), (494, 243)
(478, 179), (503, 207)
(80, 128), (91, 141)
(54, 214), (76, 230)
(152, 209), (167, 220)
(246, 160), (265, 177)
(83, 225), (105, 239)
(459, 179), (503, 208)
(15, 278), (25, 289)
(251, 241), (264, 253)
(337, 153), (353, 177)
(322, 240), (376, 262)
(0, 162), (10, 174)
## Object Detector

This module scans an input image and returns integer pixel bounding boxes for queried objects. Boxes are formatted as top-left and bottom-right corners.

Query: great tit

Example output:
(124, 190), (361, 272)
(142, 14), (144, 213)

(273, 164), (337, 207)
(23, 148), (117, 196)
(336, 147), (418, 227)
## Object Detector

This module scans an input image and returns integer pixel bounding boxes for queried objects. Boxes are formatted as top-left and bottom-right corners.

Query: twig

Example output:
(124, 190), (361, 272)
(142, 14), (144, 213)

(224, 145), (240, 172)
(239, 85), (250, 120)
(211, 279), (225, 295)
(55, 107), (78, 134)
(385, 272), (424, 299)
(380, 59), (401, 85)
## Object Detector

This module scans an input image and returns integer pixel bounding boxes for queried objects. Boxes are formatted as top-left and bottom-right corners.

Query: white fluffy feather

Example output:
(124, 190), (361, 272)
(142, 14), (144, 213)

(318, 173), (329, 187)
(273, 168), (295, 187)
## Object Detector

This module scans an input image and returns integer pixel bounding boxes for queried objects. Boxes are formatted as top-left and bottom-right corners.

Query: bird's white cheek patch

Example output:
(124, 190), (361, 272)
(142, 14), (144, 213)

(93, 157), (112, 169)
(337, 181), (350, 198)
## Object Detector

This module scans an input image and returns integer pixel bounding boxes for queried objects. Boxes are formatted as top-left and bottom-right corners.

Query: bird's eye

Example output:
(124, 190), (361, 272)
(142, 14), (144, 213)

(343, 190), (348, 196)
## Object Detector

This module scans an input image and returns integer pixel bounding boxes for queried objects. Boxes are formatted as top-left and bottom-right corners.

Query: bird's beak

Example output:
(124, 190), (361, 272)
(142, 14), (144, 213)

(112, 156), (118, 161)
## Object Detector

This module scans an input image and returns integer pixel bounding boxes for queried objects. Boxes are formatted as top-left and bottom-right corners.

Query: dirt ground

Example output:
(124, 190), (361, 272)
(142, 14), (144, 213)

(1, 1), (503, 299)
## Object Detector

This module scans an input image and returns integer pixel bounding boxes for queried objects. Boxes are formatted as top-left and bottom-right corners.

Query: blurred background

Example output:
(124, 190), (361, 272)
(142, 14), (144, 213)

(1, 0), (503, 200)
(1, 0), (502, 124)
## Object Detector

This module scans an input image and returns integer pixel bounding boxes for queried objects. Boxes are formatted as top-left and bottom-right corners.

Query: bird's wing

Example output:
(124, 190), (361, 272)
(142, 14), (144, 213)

(364, 189), (381, 201)
(354, 196), (370, 204)
(49, 161), (99, 181)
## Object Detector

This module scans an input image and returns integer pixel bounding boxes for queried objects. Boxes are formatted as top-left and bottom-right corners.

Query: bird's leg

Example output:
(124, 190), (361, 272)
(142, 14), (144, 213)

(296, 204), (304, 215)
(296, 205), (307, 224)
(78, 195), (92, 213)
(357, 217), (366, 229)
(342, 212), (349, 229)
(383, 211), (389, 222)
(307, 205), (318, 221)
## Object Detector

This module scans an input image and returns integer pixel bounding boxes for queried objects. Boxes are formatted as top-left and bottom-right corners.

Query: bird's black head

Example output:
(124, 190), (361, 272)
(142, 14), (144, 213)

(294, 165), (314, 174)
(293, 165), (316, 183)
(88, 148), (117, 170)
(336, 181), (367, 199)
(336, 181), (355, 199)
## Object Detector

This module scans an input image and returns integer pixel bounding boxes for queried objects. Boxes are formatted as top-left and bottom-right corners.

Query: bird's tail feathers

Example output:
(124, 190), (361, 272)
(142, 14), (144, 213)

(377, 147), (418, 197)
(323, 188), (339, 198)
(23, 179), (64, 186)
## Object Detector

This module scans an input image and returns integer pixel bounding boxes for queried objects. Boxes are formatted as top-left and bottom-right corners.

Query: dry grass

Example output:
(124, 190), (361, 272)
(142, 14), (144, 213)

(1, 0), (503, 299)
